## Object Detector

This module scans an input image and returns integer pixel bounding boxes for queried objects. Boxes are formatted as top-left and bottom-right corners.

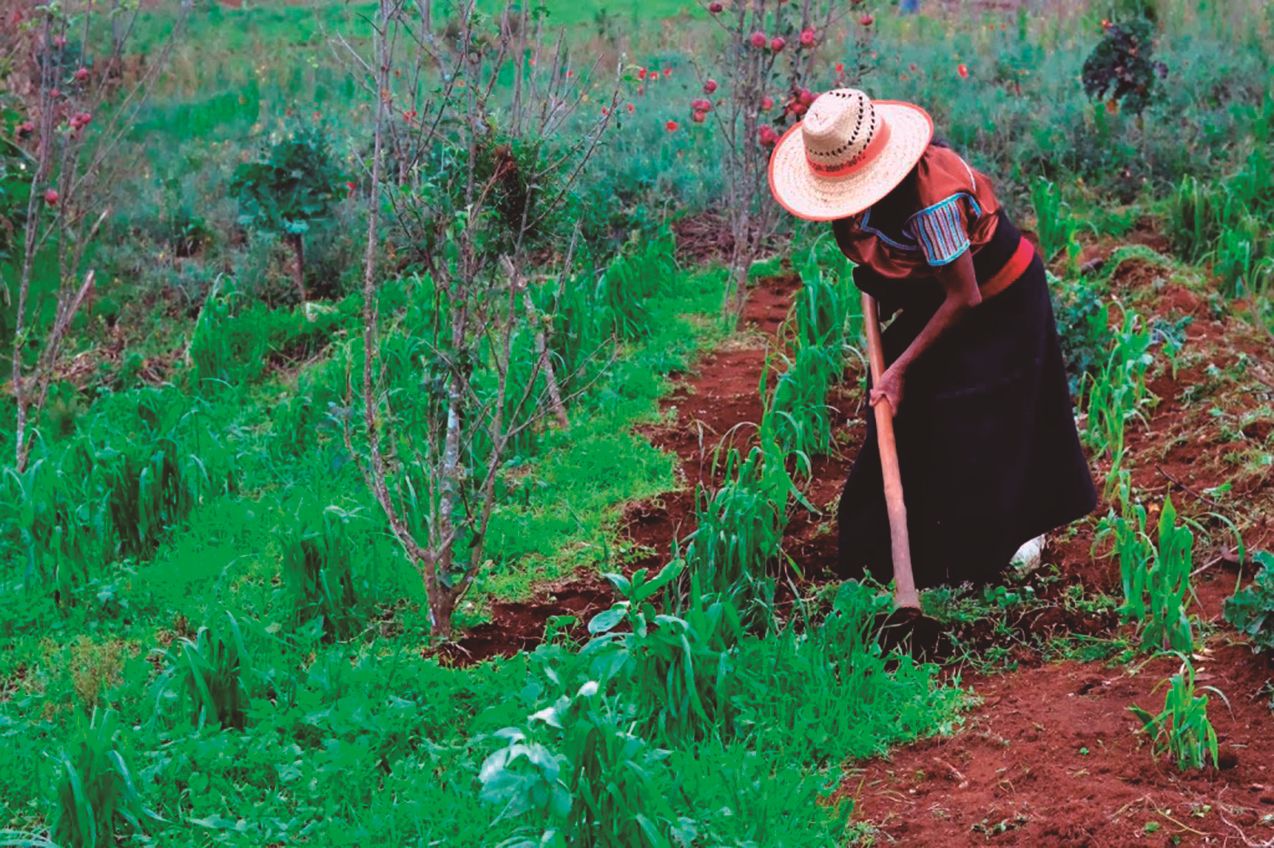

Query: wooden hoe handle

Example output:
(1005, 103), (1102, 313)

(861, 293), (921, 610)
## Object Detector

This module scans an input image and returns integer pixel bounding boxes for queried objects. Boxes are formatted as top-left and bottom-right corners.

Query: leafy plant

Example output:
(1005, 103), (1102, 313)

(1129, 654), (1223, 771)
(583, 561), (745, 746)
(1102, 496), (1194, 653)
(281, 506), (365, 641)
(479, 679), (686, 848)
(49, 708), (155, 848)
(1030, 177), (1083, 270)
(1223, 550), (1274, 652)
(231, 125), (343, 303)
(158, 611), (250, 729)
(1050, 273), (1113, 395)
(1081, 18), (1166, 115)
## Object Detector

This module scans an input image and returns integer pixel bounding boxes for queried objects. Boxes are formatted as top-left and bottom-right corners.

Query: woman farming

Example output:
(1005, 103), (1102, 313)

(768, 88), (1097, 589)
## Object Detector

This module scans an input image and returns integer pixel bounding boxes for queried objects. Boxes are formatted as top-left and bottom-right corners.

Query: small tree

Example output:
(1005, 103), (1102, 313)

(1081, 18), (1166, 117)
(3, 0), (183, 472)
(341, 0), (618, 638)
(691, 0), (875, 314)
(231, 125), (343, 304)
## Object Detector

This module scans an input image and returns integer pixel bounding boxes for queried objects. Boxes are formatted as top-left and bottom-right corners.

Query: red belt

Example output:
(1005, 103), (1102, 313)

(980, 237), (1036, 299)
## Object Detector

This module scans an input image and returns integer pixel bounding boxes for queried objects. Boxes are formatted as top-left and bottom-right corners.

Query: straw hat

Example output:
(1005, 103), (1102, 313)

(768, 89), (934, 222)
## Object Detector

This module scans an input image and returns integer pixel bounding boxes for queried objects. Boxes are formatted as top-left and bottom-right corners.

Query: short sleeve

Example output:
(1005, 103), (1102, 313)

(910, 197), (972, 266)
(907, 147), (983, 267)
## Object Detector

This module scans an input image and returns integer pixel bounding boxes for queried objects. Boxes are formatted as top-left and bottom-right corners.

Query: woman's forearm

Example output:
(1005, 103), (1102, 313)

(891, 293), (975, 372)
(890, 251), (982, 372)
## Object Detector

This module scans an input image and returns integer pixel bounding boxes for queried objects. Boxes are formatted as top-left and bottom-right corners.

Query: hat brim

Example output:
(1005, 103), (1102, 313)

(768, 101), (934, 223)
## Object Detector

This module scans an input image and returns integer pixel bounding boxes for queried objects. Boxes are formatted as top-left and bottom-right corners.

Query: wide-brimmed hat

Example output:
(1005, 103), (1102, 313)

(768, 89), (933, 222)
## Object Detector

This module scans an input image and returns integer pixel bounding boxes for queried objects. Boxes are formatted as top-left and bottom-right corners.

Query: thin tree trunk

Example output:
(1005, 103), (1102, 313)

(289, 232), (308, 305)
(522, 289), (568, 428)
(432, 303), (466, 637)
(12, 17), (56, 473)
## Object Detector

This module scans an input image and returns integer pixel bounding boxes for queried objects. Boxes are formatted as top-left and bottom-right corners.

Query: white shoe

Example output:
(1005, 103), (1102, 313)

(1011, 534), (1046, 573)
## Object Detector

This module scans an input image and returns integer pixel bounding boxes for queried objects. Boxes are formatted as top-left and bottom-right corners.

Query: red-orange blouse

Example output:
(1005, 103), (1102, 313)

(833, 145), (1001, 280)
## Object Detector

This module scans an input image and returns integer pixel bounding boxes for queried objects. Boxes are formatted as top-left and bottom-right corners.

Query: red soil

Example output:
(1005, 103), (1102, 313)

(843, 645), (1274, 847)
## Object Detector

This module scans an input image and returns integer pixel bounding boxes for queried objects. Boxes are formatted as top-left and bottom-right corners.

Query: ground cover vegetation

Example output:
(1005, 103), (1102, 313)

(1, 0), (1272, 843)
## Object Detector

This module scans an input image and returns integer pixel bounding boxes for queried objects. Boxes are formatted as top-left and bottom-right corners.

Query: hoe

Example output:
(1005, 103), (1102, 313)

(862, 292), (945, 656)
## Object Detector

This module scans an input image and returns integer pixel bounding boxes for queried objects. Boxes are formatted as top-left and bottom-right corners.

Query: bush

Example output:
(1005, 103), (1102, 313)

(1081, 19), (1166, 116)
(231, 124), (344, 302)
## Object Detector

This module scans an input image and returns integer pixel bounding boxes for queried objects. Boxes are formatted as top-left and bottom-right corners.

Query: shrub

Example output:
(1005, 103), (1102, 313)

(1081, 19), (1166, 116)
(230, 124), (344, 303)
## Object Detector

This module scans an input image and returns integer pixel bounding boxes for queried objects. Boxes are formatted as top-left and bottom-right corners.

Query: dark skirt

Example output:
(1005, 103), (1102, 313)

(837, 251), (1098, 588)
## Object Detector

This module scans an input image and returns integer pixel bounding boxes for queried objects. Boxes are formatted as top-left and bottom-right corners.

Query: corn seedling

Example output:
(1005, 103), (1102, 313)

(480, 678), (683, 848)
(1169, 142), (1274, 298)
(1079, 308), (1154, 491)
(598, 227), (678, 342)
(49, 708), (155, 848)
(1030, 177), (1083, 272)
(1100, 496), (1195, 653)
(1167, 175), (1226, 264)
(677, 442), (803, 631)
(1143, 497), (1196, 653)
(794, 248), (855, 357)
(761, 346), (836, 462)
(1129, 654), (1224, 771)
(1212, 216), (1274, 297)
(0, 390), (230, 594)
(281, 506), (365, 641)
(159, 611), (250, 729)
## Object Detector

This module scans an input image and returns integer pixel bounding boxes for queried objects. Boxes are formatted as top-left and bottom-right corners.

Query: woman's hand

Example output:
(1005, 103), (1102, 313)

(866, 252), (979, 416)
(870, 364), (905, 413)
